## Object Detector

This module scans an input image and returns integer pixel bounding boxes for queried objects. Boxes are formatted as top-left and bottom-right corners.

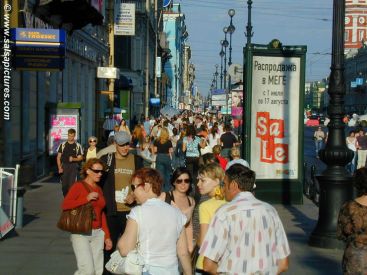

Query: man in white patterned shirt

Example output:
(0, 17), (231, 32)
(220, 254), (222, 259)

(200, 164), (290, 274)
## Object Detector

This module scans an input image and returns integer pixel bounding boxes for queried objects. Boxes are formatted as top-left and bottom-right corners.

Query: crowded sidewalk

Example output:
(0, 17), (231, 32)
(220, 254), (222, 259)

(0, 176), (343, 275)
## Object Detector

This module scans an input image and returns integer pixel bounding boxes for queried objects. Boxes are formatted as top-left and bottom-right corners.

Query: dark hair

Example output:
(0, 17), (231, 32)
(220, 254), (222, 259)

(68, 128), (76, 135)
(173, 127), (178, 136)
(225, 164), (256, 192)
(81, 158), (106, 178)
(131, 167), (163, 196)
(355, 167), (367, 196)
(202, 153), (219, 165)
(186, 124), (197, 137)
(170, 167), (192, 194)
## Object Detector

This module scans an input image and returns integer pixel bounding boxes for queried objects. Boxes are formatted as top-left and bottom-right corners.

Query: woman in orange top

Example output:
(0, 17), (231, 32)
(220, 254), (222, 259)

(62, 158), (112, 275)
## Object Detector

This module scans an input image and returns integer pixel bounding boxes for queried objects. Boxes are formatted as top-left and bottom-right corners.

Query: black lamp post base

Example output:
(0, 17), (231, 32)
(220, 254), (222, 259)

(309, 231), (345, 249)
(308, 172), (353, 249)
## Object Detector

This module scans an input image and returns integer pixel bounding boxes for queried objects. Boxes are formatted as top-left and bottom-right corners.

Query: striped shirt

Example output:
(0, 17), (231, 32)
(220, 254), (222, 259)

(200, 192), (290, 274)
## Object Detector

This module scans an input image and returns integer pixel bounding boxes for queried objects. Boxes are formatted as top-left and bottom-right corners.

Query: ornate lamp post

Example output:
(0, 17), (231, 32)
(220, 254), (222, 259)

(227, 9), (235, 116)
(309, 0), (354, 249)
(215, 64), (219, 89)
(222, 27), (229, 90)
(219, 43), (225, 89)
(227, 9), (235, 68)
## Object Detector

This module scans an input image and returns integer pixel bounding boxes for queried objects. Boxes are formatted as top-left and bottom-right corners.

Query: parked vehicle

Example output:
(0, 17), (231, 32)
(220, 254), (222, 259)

(306, 115), (320, 126)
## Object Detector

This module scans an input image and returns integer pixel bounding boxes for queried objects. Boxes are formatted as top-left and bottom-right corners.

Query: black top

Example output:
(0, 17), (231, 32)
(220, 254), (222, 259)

(220, 132), (237, 149)
(58, 142), (83, 164)
(154, 140), (173, 154)
(164, 191), (192, 206)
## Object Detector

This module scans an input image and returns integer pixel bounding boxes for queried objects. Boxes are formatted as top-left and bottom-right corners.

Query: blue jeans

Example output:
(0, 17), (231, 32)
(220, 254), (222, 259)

(156, 154), (172, 192)
(315, 140), (324, 157)
(347, 151), (357, 174)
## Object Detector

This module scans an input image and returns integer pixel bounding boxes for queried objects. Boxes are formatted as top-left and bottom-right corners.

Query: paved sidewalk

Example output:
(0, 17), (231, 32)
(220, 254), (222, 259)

(0, 178), (343, 275)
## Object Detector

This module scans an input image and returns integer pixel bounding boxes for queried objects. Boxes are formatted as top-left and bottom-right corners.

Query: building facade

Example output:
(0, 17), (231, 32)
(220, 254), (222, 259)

(1, 0), (108, 182)
(345, 0), (367, 54)
(163, 3), (187, 109)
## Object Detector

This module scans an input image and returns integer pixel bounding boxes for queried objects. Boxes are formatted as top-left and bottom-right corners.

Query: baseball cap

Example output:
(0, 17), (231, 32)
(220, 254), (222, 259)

(114, 131), (131, 146)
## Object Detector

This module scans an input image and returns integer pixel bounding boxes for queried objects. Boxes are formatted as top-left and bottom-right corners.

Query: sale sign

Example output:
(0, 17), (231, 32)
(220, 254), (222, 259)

(250, 55), (300, 179)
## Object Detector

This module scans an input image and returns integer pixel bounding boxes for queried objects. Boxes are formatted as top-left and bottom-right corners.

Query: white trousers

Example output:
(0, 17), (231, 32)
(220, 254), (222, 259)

(357, 150), (367, 169)
(71, 228), (105, 275)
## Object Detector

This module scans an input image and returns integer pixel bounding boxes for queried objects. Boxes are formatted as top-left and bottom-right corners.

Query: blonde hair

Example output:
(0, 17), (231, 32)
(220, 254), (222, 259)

(198, 162), (225, 200)
(230, 147), (241, 159)
(212, 145), (222, 156)
(158, 127), (170, 144)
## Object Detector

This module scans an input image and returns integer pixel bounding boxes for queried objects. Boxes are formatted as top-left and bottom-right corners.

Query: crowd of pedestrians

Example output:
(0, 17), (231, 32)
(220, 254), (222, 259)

(57, 112), (290, 275)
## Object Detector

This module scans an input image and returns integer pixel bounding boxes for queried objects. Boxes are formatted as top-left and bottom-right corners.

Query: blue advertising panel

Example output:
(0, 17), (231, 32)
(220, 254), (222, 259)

(11, 28), (66, 70)
(11, 28), (66, 43)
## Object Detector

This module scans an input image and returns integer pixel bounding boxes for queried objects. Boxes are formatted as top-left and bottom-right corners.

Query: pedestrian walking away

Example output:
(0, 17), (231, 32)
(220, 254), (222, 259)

(153, 127), (174, 192)
(103, 115), (118, 142)
(57, 128), (83, 196)
(117, 168), (192, 275)
(199, 164), (290, 274)
(60, 158), (112, 275)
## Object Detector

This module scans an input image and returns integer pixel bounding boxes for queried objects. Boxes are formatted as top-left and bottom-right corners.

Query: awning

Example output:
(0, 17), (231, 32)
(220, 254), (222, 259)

(34, 0), (104, 31)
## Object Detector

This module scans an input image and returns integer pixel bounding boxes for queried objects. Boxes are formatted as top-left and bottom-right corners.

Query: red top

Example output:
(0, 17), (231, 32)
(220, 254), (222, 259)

(216, 155), (228, 170)
(62, 181), (110, 240)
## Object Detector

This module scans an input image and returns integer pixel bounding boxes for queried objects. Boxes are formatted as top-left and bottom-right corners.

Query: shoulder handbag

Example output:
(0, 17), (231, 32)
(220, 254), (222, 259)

(57, 181), (94, 235)
(105, 207), (144, 275)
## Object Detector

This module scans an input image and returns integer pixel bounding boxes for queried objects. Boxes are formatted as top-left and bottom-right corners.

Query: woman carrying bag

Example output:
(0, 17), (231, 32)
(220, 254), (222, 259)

(61, 158), (112, 275)
(117, 168), (192, 275)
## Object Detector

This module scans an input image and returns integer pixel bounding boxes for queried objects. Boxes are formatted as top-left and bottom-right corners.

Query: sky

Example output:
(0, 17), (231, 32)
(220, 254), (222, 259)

(180, 0), (333, 96)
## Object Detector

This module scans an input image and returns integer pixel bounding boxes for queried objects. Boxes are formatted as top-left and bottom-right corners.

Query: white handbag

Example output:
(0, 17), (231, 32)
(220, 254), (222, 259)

(105, 207), (144, 275)
(105, 249), (144, 275)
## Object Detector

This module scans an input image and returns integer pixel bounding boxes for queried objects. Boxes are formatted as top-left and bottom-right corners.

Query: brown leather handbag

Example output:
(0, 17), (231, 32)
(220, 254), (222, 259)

(57, 182), (94, 234)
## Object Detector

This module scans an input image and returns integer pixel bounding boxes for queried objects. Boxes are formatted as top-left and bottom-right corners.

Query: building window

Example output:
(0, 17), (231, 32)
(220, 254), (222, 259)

(359, 30), (365, 41)
(345, 30), (349, 42)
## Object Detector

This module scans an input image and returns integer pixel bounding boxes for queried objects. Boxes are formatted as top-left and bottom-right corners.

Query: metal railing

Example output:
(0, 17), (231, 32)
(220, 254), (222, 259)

(0, 165), (20, 237)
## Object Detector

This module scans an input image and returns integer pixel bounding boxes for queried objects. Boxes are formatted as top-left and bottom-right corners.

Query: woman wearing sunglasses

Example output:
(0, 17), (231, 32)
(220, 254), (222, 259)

(117, 167), (192, 275)
(160, 167), (195, 255)
(195, 162), (226, 274)
(61, 158), (112, 275)
(83, 136), (99, 162)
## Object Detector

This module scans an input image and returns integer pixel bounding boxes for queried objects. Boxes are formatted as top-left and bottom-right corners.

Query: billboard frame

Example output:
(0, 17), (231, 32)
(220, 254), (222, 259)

(243, 40), (307, 204)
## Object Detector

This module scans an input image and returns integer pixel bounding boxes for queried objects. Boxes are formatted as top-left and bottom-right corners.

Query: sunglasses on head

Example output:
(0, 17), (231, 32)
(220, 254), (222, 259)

(89, 168), (105, 174)
(89, 139), (97, 143)
(131, 182), (145, 191)
(176, 179), (190, 184)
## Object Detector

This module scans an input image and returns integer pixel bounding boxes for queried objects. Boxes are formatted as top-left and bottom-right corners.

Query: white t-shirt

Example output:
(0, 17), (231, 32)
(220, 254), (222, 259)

(208, 133), (221, 148)
(128, 198), (187, 267)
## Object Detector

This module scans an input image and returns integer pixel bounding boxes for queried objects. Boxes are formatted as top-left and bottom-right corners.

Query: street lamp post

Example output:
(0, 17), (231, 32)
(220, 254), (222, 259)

(219, 43), (225, 89)
(227, 9), (235, 118)
(223, 27), (229, 90)
(215, 64), (219, 89)
(243, 0), (254, 154)
(309, 0), (354, 249)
